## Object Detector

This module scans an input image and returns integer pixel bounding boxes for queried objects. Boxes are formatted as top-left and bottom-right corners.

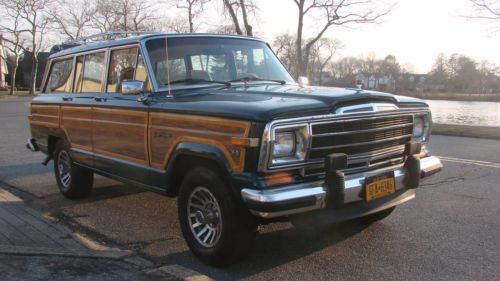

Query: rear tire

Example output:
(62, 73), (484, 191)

(178, 166), (257, 266)
(53, 140), (93, 200)
(356, 206), (396, 225)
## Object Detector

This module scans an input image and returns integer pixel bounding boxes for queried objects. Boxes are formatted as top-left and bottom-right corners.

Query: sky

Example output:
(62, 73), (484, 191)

(248, 0), (500, 73)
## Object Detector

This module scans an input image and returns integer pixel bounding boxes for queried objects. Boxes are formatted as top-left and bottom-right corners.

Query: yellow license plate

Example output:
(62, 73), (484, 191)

(365, 174), (396, 202)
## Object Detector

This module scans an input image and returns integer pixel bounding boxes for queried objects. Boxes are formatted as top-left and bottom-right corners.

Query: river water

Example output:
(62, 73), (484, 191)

(425, 100), (500, 127)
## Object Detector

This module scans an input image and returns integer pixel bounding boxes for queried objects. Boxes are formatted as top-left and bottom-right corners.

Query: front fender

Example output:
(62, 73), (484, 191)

(169, 142), (233, 173)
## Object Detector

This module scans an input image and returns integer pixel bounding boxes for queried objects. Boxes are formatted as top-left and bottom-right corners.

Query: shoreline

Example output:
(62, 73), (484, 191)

(432, 123), (500, 140)
(397, 92), (500, 102)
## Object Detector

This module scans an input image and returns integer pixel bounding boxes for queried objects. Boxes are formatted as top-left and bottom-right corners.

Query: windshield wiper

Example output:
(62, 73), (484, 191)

(167, 78), (231, 87)
(229, 77), (287, 85)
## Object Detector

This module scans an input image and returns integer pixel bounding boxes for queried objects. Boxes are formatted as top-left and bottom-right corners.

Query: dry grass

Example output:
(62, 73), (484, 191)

(0, 90), (33, 99)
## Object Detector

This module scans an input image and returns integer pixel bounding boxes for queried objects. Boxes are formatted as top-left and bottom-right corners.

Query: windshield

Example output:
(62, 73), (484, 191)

(145, 37), (295, 88)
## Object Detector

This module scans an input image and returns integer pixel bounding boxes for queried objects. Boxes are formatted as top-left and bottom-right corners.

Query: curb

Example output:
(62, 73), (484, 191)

(432, 123), (500, 140)
(0, 245), (132, 259)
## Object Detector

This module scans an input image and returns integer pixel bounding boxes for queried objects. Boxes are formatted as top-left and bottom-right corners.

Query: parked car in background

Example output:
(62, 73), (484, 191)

(27, 32), (442, 266)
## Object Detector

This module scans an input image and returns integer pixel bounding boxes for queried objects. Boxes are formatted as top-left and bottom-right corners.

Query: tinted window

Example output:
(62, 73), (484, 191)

(46, 59), (73, 93)
(79, 52), (105, 93)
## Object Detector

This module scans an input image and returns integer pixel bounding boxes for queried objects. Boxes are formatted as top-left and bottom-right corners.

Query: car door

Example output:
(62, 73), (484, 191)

(91, 46), (151, 183)
(45, 55), (94, 167)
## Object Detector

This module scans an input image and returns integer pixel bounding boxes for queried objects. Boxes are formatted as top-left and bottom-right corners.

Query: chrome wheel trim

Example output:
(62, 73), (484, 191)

(57, 150), (72, 190)
(187, 186), (222, 248)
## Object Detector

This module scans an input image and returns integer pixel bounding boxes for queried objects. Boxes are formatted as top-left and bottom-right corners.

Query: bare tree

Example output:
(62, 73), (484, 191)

(222, 0), (255, 36)
(293, 0), (392, 78)
(1, 0), (50, 94)
(47, 0), (96, 40)
(92, 0), (156, 34)
(164, 18), (191, 33)
(273, 33), (298, 75)
(309, 38), (342, 84)
(174, 0), (210, 32)
(92, 0), (120, 33)
(0, 7), (30, 95)
(207, 24), (238, 34)
(465, 0), (500, 33)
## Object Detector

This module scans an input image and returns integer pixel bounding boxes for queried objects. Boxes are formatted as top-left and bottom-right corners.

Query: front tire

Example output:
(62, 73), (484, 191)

(53, 140), (93, 200)
(178, 166), (257, 266)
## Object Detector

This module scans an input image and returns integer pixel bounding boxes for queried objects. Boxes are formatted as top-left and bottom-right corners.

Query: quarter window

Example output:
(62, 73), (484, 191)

(45, 59), (74, 93)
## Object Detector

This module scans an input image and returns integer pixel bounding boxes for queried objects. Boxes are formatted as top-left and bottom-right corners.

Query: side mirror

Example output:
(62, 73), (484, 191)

(121, 80), (144, 95)
(298, 76), (309, 87)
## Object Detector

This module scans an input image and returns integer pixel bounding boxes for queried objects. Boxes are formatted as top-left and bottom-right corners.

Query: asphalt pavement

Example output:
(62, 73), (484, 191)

(0, 97), (499, 280)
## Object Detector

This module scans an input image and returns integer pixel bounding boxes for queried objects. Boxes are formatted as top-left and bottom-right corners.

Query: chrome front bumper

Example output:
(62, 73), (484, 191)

(241, 156), (442, 218)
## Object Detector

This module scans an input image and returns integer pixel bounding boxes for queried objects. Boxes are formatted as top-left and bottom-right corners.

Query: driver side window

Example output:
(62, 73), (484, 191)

(107, 47), (149, 93)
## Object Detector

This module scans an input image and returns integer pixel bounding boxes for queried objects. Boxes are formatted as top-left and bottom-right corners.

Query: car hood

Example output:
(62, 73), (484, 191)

(153, 84), (427, 122)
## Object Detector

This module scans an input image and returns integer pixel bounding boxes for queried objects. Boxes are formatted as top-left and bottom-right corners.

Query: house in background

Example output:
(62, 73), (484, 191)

(0, 34), (9, 89)
(355, 74), (396, 91)
(395, 74), (431, 92)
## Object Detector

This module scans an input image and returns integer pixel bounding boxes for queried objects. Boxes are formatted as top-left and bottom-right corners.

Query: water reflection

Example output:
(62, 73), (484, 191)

(425, 100), (500, 127)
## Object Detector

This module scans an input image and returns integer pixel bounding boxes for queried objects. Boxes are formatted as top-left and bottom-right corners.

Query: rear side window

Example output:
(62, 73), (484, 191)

(45, 59), (73, 93)
(75, 52), (105, 93)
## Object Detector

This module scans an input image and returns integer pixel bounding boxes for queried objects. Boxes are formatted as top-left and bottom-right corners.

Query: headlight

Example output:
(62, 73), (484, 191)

(273, 132), (295, 157)
(413, 113), (431, 142)
(413, 117), (424, 137)
(270, 124), (309, 166)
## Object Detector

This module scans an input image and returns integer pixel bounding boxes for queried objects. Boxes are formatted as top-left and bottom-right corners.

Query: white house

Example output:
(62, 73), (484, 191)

(0, 34), (8, 88)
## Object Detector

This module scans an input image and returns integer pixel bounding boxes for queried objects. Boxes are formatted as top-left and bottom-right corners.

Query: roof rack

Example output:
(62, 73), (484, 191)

(63, 31), (160, 45)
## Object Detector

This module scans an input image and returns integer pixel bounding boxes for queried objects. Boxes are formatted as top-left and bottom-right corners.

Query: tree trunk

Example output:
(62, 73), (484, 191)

(188, 3), (194, 32)
(30, 55), (38, 95)
(10, 67), (17, 95)
(223, 0), (243, 35)
(10, 55), (18, 95)
(296, 1), (304, 78)
(239, 0), (253, 36)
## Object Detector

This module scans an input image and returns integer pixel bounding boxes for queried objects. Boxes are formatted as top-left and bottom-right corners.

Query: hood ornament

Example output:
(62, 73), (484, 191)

(356, 83), (363, 93)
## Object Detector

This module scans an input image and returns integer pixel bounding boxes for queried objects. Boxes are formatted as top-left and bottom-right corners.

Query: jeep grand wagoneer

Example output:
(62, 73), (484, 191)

(27, 32), (442, 266)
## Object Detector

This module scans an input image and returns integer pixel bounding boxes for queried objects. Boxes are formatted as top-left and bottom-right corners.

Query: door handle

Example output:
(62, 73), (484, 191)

(62, 96), (72, 101)
(94, 97), (107, 102)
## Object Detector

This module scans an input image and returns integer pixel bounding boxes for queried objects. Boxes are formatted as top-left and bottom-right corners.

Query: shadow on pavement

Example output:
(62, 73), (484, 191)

(159, 221), (370, 280)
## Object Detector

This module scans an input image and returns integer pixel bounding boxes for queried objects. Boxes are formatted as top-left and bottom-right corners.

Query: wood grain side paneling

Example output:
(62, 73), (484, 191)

(149, 113), (251, 172)
(60, 106), (93, 151)
(29, 105), (60, 128)
(92, 107), (149, 165)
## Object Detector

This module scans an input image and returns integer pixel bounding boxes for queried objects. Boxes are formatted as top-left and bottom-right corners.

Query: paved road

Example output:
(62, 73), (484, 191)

(1, 98), (499, 280)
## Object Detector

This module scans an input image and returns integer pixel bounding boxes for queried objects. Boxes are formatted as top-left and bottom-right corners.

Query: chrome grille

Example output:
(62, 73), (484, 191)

(308, 114), (414, 173)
